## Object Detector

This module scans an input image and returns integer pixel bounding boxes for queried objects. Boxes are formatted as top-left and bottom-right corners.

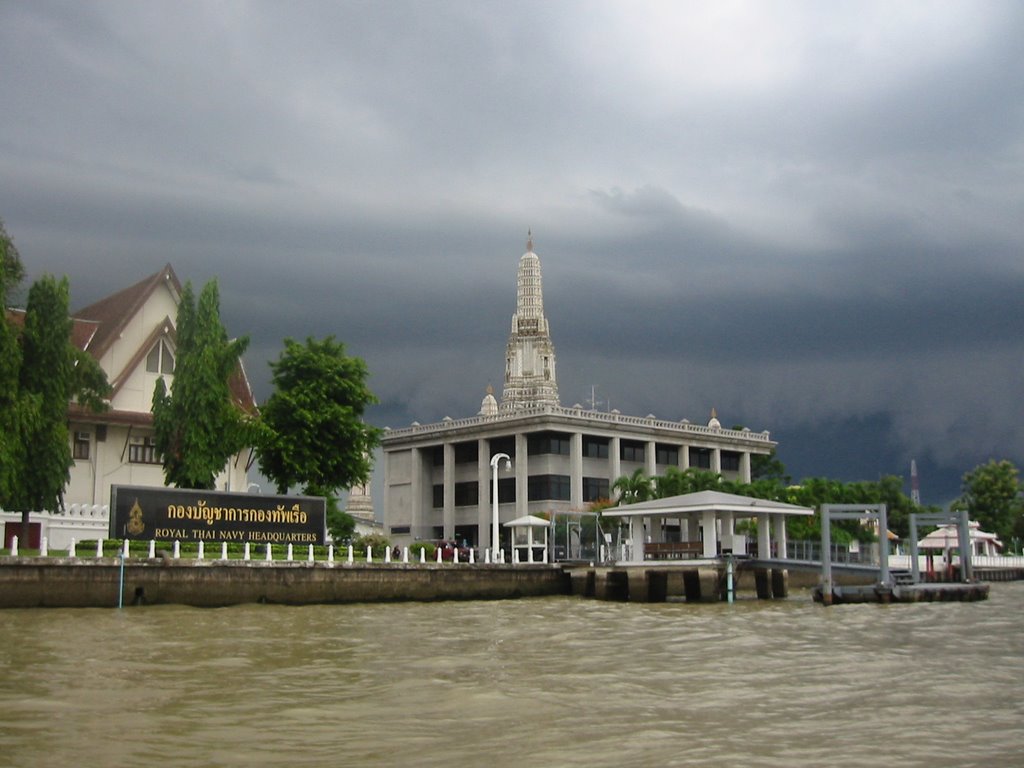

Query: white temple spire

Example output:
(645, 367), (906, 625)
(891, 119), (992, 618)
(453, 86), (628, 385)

(501, 233), (559, 410)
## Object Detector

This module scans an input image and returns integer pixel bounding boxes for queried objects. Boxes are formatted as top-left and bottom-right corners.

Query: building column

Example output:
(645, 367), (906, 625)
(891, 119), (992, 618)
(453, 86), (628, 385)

(630, 517), (645, 562)
(701, 509), (718, 558)
(757, 513), (771, 560)
(681, 443), (690, 470)
(740, 452), (752, 484)
(515, 433), (529, 519)
(711, 447), (722, 475)
(570, 432), (583, 510)
(477, 438), (491, 549)
(720, 511), (735, 554)
(410, 447), (424, 540)
(443, 443), (455, 540)
(609, 436), (621, 495)
(645, 440), (656, 478)
(773, 515), (788, 559)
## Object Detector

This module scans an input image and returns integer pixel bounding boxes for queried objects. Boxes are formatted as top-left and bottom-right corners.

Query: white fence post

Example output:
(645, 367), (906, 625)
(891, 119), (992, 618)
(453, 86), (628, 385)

(173, 540), (180, 559)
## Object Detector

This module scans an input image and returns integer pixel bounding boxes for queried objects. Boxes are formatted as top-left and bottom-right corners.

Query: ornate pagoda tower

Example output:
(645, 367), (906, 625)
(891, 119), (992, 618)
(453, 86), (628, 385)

(501, 232), (560, 410)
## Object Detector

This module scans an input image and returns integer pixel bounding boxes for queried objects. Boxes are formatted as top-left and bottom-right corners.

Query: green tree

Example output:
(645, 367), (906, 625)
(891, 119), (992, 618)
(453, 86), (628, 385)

(955, 460), (1023, 546)
(0, 218), (24, 305)
(16, 276), (74, 519)
(327, 506), (356, 544)
(751, 448), (791, 484)
(152, 280), (251, 489)
(10, 276), (108, 537)
(0, 218), (29, 508)
(612, 468), (653, 503)
(257, 336), (380, 500)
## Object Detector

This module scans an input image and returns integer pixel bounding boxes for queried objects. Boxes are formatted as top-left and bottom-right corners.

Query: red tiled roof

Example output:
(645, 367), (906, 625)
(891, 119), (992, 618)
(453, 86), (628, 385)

(73, 263), (181, 360)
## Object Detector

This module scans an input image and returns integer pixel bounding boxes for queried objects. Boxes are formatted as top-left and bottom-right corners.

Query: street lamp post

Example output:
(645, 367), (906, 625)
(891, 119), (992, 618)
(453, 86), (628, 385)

(490, 453), (511, 560)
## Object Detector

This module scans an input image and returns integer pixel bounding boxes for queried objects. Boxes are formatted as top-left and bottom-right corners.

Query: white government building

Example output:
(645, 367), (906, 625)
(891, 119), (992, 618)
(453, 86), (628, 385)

(381, 236), (777, 549)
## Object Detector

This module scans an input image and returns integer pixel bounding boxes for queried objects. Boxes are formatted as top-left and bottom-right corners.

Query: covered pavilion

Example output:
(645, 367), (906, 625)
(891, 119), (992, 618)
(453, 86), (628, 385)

(917, 520), (1003, 557)
(504, 514), (550, 563)
(603, 490), (814, 562)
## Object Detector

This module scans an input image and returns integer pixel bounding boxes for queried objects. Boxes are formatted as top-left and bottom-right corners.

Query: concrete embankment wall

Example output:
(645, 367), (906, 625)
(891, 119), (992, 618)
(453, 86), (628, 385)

(0, 558), (572, 608)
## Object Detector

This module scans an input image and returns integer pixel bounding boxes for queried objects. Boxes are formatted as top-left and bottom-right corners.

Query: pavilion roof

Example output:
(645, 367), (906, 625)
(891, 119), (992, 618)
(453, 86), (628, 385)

(603, 489), (814, 518)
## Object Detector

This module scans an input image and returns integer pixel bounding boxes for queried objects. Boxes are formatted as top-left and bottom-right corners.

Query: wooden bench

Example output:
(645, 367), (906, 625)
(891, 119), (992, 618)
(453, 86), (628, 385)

(643, 541), (703, 561)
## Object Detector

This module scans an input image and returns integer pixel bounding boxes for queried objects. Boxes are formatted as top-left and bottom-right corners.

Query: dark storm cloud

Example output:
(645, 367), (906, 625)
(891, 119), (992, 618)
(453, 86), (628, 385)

(1, 1), (1022, 505)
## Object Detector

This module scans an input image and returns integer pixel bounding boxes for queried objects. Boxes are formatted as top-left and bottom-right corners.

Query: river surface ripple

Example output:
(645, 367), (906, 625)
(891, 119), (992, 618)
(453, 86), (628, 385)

(1, 584), (1022, 767)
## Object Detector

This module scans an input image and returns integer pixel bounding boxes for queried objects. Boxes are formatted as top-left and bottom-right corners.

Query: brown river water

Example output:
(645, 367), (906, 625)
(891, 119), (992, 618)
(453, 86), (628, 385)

(1, 583), (1022, 768)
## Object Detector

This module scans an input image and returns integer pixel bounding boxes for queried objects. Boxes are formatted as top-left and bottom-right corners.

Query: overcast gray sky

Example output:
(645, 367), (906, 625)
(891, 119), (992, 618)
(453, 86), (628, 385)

(2, 1), (1021, 504)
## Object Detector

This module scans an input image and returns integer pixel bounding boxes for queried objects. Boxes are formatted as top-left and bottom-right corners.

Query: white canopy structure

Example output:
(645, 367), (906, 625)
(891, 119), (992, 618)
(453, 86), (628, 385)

(503, 515), (550, 563)
(603, 490), (814, 562)
(917, 521), (1003, 557)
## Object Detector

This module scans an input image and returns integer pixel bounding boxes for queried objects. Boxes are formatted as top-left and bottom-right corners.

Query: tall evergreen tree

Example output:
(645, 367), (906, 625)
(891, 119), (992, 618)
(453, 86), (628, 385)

(152, 279), (251, 490)
(0, 222), (31, 512)
(257, 336), (380, 498)
(14, 277), (74, 527)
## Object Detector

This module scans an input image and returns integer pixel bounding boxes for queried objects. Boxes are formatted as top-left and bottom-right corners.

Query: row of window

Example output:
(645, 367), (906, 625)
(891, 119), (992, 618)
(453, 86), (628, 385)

(71, 432), (162, 465)
(431, 475), (611, 507)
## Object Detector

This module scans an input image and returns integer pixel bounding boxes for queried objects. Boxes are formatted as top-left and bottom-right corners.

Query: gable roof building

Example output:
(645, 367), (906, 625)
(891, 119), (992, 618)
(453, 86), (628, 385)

(65, 264), (256, 508)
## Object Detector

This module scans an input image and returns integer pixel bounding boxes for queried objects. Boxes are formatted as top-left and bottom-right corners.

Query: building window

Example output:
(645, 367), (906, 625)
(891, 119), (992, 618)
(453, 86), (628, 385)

(453, 442), (477, 465)
(491, 477), (516, 504)
(489, 436), (515, 460)
(528, 474), (570, 501)
(583, 436), (609, 459)
(454, 481), (479, 507)
(656, 444), (679, 466)
(527, 431), (570, 456)
(432, 484), (444, 508)
(128, 437), (160, 465)
(390, 526), (411, 535)
(72, 431), (91, 460)
(146, 339), (175, 374)
(431, 447), (444, 467)
(583, 477), (609, 502)
(689, 447), (712, 470)
(721, 451), (741, 472)
(620, 440), (645, 462)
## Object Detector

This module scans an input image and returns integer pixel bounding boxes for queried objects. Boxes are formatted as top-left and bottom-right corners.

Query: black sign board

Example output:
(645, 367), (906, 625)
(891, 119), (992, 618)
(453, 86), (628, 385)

(110, 485), (326, 545)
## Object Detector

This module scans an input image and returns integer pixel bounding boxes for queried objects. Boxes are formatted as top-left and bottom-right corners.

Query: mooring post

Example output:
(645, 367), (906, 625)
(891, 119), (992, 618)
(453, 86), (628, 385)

(148, 540), (156, 559)
(68, 538), (76, 558)
(244, 542), (251, 561)
(436, 547), (442, 563)
(308, 544), (314, 563)
(402, 547), (409, 564)
(367, 546), (373, 563)
(265, 543), (272, 561)
(95, 539), (102, 558)
(384, 546), (391, 563)
(419, 547), (425, 564)
(469, 548), (475, 564)
(173, 540), (181, 559)
(197, 540), (204, 560)
(328, 544), (334, 564)
(726, 554), (734, 604)
(347, 544), (353, 564)
(40, 537), (48, 557)
(221, 542), (228, 560)
(286, 543), (293, 562)
(820, 507), (833, 606)
(10, 535), (17, 557)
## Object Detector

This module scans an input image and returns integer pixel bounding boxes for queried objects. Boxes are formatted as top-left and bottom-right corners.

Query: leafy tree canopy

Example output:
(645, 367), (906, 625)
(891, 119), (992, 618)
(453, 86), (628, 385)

(955, 459), (1023, 546)
(0, 217), (25, 304)
(257, 336), (381, 499)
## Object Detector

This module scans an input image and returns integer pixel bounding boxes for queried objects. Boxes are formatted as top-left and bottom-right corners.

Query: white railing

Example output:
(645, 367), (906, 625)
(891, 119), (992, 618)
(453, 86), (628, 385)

(382, 405), (772, 442)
